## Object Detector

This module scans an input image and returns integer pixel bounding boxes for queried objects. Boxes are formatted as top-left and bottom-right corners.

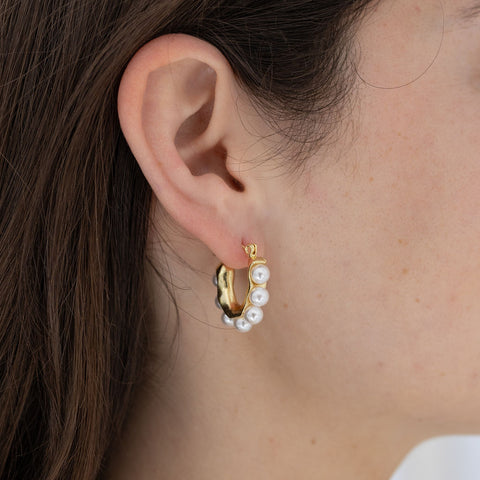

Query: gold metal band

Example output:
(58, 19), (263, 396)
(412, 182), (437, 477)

(216, 243), (267, 319)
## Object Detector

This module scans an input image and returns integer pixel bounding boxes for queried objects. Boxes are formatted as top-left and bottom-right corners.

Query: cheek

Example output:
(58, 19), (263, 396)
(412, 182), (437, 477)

(351, 142), (480, 412)
(275, 127), (480, 427)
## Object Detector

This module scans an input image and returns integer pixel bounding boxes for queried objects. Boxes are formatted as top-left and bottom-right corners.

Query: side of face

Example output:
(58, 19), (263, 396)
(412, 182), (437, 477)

(263, 0), (480, 432)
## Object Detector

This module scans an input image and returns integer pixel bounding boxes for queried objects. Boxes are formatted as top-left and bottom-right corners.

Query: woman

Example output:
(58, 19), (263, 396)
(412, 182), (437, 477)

(1, 0), (479, 478)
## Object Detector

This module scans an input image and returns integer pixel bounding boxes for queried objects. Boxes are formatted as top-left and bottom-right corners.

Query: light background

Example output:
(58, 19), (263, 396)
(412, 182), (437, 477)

(391, 436), (480, 480)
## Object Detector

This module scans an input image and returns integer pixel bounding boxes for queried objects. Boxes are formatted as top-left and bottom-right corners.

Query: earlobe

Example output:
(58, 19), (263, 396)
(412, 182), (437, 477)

(117, 34), (266, 269)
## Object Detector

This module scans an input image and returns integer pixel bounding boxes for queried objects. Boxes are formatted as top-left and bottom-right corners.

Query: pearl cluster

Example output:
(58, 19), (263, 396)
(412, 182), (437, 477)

(214, 263), (270, 332)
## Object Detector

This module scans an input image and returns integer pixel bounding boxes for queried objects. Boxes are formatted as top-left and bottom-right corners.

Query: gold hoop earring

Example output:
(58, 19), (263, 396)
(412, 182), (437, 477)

(213, 243), (270, 332)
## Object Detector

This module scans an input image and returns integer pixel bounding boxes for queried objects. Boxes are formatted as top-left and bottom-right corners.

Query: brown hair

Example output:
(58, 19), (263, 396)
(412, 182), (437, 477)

(0, 0), (375, 478)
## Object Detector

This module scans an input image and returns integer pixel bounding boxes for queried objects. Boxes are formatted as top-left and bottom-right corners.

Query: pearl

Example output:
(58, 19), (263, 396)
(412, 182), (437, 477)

(249, 287), (269, 307)
(251, 264), (270, 284)
(245, 306), (263, 325)
(235, 317), (252, 332)
(212, 274), (218, 286)
(215, 297), (222, 309)
(222, 313), (235, 327)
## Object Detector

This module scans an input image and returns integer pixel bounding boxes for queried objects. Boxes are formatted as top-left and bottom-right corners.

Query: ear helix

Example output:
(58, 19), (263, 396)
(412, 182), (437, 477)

(213, 243), (270, 332)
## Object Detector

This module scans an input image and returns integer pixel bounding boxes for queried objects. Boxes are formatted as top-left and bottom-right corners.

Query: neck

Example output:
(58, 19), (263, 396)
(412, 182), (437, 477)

(105, 245), (428, 480)
(106, 319), (424, 480)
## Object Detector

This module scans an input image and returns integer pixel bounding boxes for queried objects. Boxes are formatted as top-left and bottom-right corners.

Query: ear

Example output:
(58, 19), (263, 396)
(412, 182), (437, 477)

(117, 34), (269, 269)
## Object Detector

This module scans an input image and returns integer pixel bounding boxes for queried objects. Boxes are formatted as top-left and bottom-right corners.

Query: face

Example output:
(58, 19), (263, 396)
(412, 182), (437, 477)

(263, 0), (480, 433)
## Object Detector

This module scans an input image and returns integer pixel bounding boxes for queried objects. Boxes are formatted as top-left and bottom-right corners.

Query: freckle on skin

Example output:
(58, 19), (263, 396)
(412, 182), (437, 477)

(415, 298), (420, 303)
(440, 372), (446, 377)
(369, 177), (374, 183)
(402, 268), (409, 275)
(317, 293), (322, 299)
(377, 361), (384, 368)
(311, 438), (317, 445)
(414, 362), (424, 372)
(283, 303), (288, 309)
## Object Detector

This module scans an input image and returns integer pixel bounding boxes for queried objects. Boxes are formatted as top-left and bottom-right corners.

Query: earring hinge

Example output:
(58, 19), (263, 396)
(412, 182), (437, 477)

(242, 243), (257, 260)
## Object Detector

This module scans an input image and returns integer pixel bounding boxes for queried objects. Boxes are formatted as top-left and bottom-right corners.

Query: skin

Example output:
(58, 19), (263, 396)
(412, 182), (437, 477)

(108, 0), (480, 478)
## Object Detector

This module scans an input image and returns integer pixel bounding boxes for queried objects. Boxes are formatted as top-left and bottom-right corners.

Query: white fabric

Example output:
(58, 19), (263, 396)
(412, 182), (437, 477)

(391, 436), (480, 480)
